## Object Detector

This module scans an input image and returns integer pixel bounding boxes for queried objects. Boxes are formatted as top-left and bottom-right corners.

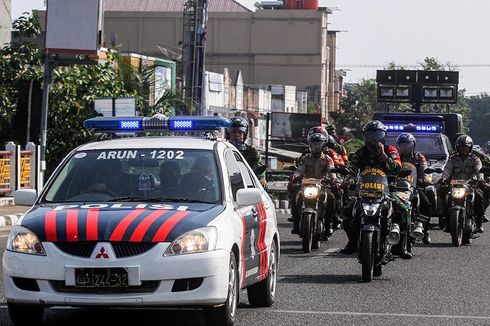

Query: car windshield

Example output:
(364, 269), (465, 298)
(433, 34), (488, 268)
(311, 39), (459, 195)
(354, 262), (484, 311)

(386, 133), (447, 160)
(43, 148), (221, 204)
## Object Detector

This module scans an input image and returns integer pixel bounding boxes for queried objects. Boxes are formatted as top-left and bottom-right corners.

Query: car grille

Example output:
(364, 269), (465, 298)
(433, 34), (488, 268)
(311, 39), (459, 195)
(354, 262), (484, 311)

(50, 281), (160, 294)
(54, 242), (157, 258)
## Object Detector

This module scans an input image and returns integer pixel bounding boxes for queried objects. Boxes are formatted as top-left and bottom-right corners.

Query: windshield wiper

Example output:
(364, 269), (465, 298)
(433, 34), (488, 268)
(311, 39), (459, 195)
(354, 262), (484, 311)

(109, 195), (214, 204)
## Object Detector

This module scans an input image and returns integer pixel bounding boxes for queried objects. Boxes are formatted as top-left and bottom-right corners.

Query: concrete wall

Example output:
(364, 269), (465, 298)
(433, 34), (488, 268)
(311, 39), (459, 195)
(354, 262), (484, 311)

(0, 0), (12, 46)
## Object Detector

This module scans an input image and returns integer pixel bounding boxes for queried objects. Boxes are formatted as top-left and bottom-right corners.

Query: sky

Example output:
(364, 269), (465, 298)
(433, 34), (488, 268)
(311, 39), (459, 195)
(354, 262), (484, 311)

(12, 0), (490, 95)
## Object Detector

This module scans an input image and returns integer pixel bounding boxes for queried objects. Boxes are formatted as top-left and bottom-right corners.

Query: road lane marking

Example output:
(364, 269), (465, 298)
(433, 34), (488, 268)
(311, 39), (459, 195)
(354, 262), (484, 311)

(263, 309), (490, 320)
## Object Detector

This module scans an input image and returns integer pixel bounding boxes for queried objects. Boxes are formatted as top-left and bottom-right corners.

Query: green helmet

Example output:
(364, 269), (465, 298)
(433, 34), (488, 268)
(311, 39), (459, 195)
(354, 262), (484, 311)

(452, 132), (465, 147)
(325, 124), (336, 131)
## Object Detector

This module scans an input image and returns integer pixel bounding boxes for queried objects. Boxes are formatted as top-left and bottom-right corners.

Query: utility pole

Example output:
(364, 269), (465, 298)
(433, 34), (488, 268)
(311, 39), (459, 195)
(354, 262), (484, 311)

(39, 55), (53, 187)
(182, 0), (208, 115)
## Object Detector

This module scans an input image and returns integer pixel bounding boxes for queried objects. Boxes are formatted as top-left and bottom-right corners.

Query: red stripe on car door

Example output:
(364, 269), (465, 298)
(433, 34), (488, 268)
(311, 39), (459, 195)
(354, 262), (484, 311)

(129, 210), (168, 242)
(86, 209), (99, 241)
(45, 211), (57, 242)
(152, 211), (190, 242)
(66, 209), (79, 242)
(109, 209), (146, 241)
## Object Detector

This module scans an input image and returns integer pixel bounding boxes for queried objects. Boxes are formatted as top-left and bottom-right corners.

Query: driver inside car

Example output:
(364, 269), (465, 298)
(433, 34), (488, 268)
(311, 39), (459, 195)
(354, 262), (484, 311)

(84, 160), (132, 197)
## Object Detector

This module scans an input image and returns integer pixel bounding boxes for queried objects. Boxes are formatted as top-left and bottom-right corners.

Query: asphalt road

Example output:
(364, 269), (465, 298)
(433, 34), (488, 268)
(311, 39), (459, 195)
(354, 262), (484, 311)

(0, 213), (489, 326)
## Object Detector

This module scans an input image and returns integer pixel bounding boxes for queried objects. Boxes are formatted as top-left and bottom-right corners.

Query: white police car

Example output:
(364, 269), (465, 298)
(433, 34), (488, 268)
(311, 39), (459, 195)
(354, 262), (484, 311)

(4, 116), (279, 326)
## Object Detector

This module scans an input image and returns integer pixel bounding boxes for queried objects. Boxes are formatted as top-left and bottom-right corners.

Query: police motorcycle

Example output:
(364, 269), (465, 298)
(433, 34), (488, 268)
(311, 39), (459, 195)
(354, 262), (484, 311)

(443, 177), (478, 247)
(390, 162), (427, 257)
(337, 166), (412, 282)
(298, 172), (339, 253)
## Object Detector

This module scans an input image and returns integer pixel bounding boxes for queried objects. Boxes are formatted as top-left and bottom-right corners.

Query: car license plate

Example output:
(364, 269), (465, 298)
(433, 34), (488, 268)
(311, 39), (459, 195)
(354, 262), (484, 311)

(74, 268), (129, 288)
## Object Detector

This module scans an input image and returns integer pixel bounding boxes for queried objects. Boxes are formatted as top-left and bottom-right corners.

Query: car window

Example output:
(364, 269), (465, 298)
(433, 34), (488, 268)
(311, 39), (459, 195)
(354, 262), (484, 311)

(43, 148), (221, 203)
(225, 149), (246, 202)
(233, 152), (256, 188)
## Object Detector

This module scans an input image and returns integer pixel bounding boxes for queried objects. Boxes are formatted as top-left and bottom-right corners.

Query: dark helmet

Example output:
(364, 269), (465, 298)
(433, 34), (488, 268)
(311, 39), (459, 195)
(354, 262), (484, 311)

(308, 132), (327, 155)
(455, 135), (473, 152)
(363, 120), (387, 143)
(325, 134), (337, 149)
(452, 132), (465, 147)
(325, 124), (336, 132)
(307, 126), (327, 138)
(226, 117), (249, 139)
(396, 132), (416, 155)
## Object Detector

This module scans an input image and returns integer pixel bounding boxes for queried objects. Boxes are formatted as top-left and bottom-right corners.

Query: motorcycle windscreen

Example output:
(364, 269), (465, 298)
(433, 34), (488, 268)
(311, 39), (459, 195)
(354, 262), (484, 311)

(401, 162), (418, 188)
(358, 168), (390, 198)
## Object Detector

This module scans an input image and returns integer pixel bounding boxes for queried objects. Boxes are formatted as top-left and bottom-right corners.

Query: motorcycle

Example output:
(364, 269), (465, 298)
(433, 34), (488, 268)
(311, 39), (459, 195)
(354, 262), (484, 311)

(298, 177), (328, 253)
(445, 179), (478, 246)
(345, 167), (412, 282)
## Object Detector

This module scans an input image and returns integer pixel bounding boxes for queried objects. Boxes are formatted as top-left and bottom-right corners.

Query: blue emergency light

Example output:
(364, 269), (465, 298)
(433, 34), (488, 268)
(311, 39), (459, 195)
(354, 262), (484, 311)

(385, 123), (443, 133)
(83, 116), (231, 132)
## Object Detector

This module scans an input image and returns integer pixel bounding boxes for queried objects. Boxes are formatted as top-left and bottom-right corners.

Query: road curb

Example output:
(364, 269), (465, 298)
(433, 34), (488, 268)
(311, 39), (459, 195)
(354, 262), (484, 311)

(0, 213), (23, 230)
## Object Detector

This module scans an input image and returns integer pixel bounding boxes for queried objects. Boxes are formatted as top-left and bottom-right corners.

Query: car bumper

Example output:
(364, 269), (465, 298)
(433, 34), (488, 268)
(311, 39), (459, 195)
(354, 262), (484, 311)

(3, 243), (230, 307)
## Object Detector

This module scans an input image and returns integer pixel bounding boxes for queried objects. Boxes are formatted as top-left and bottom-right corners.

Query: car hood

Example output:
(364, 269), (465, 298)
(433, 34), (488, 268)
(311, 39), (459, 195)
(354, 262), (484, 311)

(21, 203), (225, 243)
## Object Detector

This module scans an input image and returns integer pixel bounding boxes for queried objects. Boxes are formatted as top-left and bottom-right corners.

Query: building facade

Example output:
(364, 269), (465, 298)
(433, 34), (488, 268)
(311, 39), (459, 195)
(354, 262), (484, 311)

(101, 0), (337, 120)
(0, 0), (12, 46)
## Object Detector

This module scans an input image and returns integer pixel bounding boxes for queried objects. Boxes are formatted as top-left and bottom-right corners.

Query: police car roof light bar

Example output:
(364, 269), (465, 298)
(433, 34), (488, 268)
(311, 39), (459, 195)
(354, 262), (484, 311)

(385, 123), (443, 133)
(83, 116), (231, 132)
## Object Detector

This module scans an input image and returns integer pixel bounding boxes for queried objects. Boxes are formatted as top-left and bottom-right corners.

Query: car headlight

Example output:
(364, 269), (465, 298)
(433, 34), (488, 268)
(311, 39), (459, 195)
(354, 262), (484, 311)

(452, 187), (466, 199)
(362, 203), (380, 216)
(7, 226), (46, 256)
(164, 227), (217, 256)
(303, 186), (320, 199)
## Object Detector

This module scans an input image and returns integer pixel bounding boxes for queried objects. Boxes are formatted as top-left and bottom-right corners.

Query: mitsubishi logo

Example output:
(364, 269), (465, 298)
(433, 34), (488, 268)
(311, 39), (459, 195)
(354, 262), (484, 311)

(95, 247), (109, 259)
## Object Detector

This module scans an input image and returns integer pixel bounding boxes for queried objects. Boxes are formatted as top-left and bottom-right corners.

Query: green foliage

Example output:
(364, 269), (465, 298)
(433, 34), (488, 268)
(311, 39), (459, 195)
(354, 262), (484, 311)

(331, 79), (384, 138)
(467, 94), (490, 146)
(343, 138), (364, 154)
(0, 12), (43, 143)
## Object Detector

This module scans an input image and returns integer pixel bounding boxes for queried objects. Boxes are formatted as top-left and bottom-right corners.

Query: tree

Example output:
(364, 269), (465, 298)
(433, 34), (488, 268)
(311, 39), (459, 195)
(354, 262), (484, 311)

(467, 94), (490, 146)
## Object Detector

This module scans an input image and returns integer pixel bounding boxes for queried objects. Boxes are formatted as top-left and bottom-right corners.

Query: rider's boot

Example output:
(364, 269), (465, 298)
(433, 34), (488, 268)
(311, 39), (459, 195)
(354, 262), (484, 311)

(422, 223), (431, 244)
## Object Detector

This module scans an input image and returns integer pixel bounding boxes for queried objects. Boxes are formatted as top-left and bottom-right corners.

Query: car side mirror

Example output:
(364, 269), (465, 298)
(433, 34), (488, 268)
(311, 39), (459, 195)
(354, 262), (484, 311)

(425, 167), (443, 174)
(14, 189), (37, 207)
(236, 188), (262, 206)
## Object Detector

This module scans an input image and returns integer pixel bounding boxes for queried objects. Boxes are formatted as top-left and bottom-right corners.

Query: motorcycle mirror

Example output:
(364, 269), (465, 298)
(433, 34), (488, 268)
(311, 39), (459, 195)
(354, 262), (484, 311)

(289, 165), (297, 172)
(397, 169), (413, 178)
(479, 167), (490, 175)
(254, 165), (267, 175)
(330, 167), (349, 175)
(425, 167), (443, 174)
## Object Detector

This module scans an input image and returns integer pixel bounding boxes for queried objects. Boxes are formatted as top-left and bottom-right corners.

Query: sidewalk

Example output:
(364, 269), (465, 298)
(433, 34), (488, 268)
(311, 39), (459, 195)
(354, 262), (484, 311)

(0, 203), (29, 230)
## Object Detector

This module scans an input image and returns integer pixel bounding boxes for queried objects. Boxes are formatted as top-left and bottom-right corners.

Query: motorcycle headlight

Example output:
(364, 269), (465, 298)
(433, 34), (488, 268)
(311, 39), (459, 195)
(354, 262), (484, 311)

(452, 187), (466, 199)
(362, 203), (380, 216)
(303, 186), (320, 199)
(7, 226), (45, 256)
(164, 227), (217, 256)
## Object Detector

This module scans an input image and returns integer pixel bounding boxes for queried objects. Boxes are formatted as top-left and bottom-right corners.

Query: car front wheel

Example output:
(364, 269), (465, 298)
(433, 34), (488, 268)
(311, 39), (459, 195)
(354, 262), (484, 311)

(204, 251), (239, 326)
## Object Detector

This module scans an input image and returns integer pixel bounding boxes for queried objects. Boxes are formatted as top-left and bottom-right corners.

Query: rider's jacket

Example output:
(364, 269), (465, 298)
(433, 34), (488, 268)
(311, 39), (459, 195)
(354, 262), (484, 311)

(295, 153), (335, 180)
(239, 143), (260, 170)
(326, 148), (346, 166)
(400, 152), (428, 185)
(350, 144), (402, 175)
(442, 152), (483, 180)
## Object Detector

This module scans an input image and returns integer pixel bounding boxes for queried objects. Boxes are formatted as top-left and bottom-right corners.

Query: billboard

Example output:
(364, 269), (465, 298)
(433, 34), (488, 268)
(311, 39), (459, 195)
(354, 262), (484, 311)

(45, 0), (103, 55)
(271, 112), (322, 140)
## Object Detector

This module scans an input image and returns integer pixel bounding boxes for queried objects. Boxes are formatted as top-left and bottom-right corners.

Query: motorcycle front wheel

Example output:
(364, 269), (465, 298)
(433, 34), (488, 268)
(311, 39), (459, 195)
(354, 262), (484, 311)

(450, 209), (463, 247)
(360, 231), (375, 282)
(301, 213), (313, 253)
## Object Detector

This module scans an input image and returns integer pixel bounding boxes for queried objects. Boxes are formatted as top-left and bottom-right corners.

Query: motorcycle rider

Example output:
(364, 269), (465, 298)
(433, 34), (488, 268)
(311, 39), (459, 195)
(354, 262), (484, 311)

(225, 117), (266, 184)
(440, 135), (487, 233)
(340, 120), (402, 255)
(396, 133), (433, 244)
(326, 135), (347, 166)
(290, 133), (337, 235)
(326, 124), (348, 163)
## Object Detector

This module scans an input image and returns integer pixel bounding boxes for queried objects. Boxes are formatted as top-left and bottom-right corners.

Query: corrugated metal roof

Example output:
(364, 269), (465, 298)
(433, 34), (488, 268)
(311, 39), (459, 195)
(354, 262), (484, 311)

(104, 0), (253, 12)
